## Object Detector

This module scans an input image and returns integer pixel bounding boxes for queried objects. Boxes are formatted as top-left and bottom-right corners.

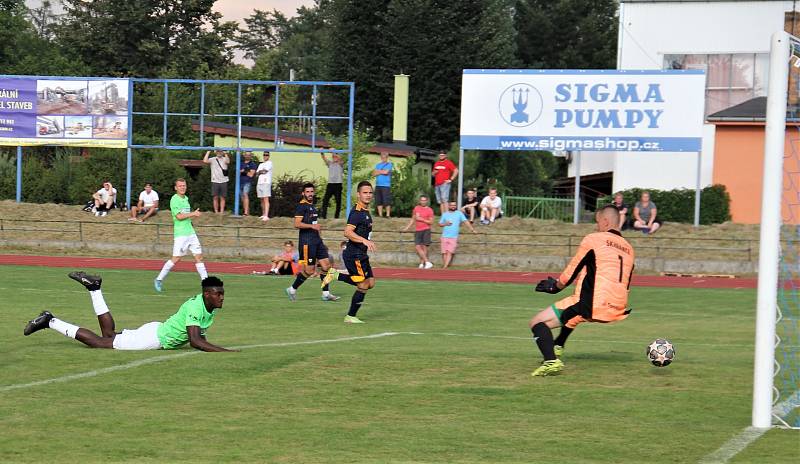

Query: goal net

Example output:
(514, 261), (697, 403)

(757, 31), (800, 429)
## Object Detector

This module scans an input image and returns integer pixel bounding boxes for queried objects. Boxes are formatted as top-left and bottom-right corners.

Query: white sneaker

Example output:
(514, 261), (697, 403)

(101, 212), (107, 217)
(424, 262), (434, 269)
(94, 211), (100, 217)
(418, 263), (424, 269)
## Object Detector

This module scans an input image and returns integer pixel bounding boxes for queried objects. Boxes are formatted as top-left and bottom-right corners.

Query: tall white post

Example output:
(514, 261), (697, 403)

(457, 148), (465, 208)
(573, 151), (581, 224)
(753, 30), (790, 429)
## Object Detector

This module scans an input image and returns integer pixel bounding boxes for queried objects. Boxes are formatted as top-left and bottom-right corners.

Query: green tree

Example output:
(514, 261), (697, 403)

(514, 0), (618, 69)
(0, 0), (85, 75)
(56, 0), (239, 78)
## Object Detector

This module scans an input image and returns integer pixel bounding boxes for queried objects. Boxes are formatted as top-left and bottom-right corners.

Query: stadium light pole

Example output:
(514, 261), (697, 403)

(753, 30), (790, 429)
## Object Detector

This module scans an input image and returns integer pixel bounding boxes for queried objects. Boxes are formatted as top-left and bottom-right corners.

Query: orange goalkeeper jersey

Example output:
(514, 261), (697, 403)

(557, 230), (635, 322)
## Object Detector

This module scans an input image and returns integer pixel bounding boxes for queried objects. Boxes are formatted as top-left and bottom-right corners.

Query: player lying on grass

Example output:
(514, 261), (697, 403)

(528, 205), (635, 377)
(24, 272), (235, 352)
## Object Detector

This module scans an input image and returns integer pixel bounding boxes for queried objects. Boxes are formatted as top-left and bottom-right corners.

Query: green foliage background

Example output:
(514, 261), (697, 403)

(599, 185), (732, 225)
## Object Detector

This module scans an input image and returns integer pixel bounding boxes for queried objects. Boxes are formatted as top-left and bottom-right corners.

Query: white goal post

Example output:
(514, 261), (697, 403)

(753, 30), (791, 429)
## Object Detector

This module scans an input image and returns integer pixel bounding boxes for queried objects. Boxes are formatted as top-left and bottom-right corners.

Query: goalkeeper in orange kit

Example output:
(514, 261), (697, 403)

(528, 205), (636, 377)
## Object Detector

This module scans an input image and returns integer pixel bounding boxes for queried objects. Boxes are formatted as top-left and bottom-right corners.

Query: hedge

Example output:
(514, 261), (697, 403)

(599, 184), (732, 225)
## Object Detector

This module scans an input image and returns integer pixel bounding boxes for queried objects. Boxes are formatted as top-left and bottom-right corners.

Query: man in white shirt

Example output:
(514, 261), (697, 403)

(129, 183), (159, 222)
(256, 151), (273, 222)
(92, 181), (117, 217)
(479, 188), (502, 225)
(203, 149), (230, 214)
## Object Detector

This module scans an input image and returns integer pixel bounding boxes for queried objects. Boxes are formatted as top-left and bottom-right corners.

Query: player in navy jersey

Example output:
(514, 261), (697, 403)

(285, 183), (340, 302)
(322, 181), (376, 323)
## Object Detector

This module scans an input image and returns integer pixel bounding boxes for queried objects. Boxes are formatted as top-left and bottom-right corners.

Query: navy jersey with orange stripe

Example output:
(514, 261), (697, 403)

(345, 202), (372, 255)
(295, 199), (322, 244)
(556, 230), (635, 323)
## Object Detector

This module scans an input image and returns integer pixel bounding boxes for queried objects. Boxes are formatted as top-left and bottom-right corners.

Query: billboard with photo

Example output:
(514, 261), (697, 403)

(460, 70), (706, 152)
(0, 77), (129, 148)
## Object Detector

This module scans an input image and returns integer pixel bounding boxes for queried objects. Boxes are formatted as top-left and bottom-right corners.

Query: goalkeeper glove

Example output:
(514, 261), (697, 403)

(535, 277), (561, 294)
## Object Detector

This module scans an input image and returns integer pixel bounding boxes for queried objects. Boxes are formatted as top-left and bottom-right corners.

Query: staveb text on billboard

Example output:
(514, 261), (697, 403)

(459, 69), (706, 152)
(0, 76), (130, 148)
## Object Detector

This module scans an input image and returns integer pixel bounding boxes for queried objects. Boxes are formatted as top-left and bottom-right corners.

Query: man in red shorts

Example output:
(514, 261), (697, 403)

(528, 205), (636, 376)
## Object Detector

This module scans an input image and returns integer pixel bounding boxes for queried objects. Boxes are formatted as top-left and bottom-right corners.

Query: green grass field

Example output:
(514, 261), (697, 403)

(0, 265), (796, 463)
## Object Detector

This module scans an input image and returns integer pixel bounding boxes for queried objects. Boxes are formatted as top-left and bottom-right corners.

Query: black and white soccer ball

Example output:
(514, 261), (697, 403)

(647, 339), (675, 367)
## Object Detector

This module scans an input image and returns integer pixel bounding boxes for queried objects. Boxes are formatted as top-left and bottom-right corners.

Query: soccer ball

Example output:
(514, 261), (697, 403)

(647, 339), (675, 367)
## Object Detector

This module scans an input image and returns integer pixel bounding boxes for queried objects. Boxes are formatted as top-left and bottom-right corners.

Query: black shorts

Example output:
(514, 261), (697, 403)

(375, 186), (392, 206)
(298, 240), (329, 265)
(343, 253), (373, 283)
(414, 229), (432, 246)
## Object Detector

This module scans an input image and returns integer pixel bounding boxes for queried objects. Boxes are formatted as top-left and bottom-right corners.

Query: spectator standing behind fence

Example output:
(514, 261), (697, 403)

(239, 151), (258, 216)
(438, 201), (477, 269)
(479, 188), (502, 225)
(92, 181), (117, 217)
(461, 188), (479, 223)
(256, 152), (273, 222)
(129, 183), (159, 222)
(203, 149), (230, 214)
(373, 153), (393, 217)
(633, 191), (662, 234)
(610, 192), (630, 230)
(402, 195), (435, 269)
(432, 151), (458, 215)
(321, 152), (344, 219)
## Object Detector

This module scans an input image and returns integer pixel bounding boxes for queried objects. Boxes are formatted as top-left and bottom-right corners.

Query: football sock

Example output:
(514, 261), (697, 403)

(554, 327), (574, 347)
(532, 322), (556, 361)
(89, 290), (110, 316)
(292, 273), (308, 290)
(338, 274), (356, 286)
(347, 290), (366, 317)
(49, 318), (79, 339)
(320, 274), (330, 292)
(156, 260), (174, 281)
(195, 262), (208, 280)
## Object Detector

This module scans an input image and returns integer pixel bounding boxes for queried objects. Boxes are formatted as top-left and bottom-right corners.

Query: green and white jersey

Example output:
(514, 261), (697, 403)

(156, 294), (216, 350)
(170, 194), (195, 237)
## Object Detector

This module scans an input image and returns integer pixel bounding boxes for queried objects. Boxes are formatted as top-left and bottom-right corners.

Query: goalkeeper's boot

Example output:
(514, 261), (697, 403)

(554, 345), (564, 359)
(24, 311), (54, 336)
(321, 268), (339, 288)
(344, 315), (365, 324)
(322, 293), (341, 302)
(531, 359), (564, 377)
(68, 271), (102, 291)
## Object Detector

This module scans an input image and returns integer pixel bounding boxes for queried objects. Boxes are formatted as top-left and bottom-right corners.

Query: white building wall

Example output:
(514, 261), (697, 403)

(575, 0), (787, 192)
(619, 1), (788, 69)
(567, 151), (615, 178)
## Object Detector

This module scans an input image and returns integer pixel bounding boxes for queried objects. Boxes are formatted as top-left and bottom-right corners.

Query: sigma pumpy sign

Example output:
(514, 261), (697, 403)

(459, 70), (706, 152)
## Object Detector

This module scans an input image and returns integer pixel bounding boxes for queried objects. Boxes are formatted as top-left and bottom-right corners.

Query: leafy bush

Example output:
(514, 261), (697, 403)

(599, 184), (731, 225)
(388, 159), (434, 217)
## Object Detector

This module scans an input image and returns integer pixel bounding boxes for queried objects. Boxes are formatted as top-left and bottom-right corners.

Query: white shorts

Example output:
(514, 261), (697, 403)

(172, 234), (203, 257)
(257, 183), (272, 198)
(112, 321), (162, 350)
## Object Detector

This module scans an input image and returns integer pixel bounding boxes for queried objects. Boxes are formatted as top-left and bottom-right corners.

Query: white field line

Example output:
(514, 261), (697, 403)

(0, 332), (400, 393)
(698, 390), (800, 464)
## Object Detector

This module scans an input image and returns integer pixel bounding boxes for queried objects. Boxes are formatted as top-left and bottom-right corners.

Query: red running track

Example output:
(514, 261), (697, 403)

(0, 254), (757, 289)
